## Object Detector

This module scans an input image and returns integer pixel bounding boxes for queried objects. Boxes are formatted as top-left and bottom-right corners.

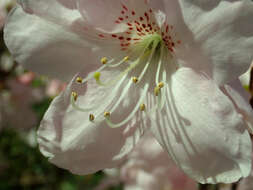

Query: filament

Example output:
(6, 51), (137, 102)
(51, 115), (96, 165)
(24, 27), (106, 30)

(105, 83), (149, 128)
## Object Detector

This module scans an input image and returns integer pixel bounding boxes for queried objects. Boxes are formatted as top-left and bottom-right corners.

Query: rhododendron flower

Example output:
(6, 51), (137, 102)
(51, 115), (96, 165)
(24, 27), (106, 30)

(4, 0), (253, 184)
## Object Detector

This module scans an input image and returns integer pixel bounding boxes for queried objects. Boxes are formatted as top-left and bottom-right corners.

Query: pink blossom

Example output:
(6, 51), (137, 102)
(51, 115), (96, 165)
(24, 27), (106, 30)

(4, 0), (253, 184)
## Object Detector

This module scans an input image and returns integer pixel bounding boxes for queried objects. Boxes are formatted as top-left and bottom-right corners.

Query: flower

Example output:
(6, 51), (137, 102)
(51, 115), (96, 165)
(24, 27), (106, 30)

(4, 0), (253, 184)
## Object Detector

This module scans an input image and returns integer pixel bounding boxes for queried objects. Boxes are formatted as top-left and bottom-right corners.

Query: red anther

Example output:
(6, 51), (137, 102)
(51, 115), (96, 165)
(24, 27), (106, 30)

(145, 29), (150, 32)
(111, 34), (117, 38)
(119, 36), (124, 40)
(121, 11), (125, 14)
(133, 38), (140, 41)
(119, 17), (124, 21)
(127, 23), (132, 26)
(177, 40), (181, 44)
(127, 38), (132, 41)
(129, 27), (133, 30)
(140, 17), (144, 21)
(142, 24), (146, 28)
(171, 42), (175, 47)
(126, 32), (132, 34)
(115, 20), (120, 24)
(132, 11), (136, 15)
(149, 9), (152, 13)
(125, 16), (129, 19)
(121, 48), (127, 51)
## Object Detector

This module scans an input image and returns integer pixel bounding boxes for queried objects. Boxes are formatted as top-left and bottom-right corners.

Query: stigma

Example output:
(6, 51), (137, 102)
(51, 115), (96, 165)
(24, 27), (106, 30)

(70, 4), (182, 128)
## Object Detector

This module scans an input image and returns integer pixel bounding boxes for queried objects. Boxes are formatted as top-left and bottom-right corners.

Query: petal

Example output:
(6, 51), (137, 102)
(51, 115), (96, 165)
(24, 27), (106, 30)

(4, 6), (101, 81)
(178, 0), (253, 84)
(223, 79), (253, 134)
(37, 70), (148, 174)
(76, 0), (164, 32)
(18, 0), (81, 26)
(150, 67), (252, 184)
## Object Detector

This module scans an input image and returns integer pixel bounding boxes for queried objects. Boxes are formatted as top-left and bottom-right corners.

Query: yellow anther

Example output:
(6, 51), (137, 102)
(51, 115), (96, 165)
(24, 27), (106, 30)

(124, 56), (129, 62)
(104, 111), (111, 117)
(132, 77), (139, 83)
(154, 86), (160, 96)
(140, 104), (146, 111)
(94, 72), (101, 81)
(158, 82), (164, 89)
(76, 77), (83, 83)
(101, 57), (108, 65)
(89, 114), (95, 121)
(71, 91), (78, 101)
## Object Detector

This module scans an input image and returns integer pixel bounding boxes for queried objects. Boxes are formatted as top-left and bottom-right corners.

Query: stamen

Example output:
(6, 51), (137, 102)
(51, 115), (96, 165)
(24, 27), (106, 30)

(140, 103), (146, 111)
(76, 77), (83, 84)
(108, 56), (129, 68)
(132, 77), (139, 83)
(158, 82), (164, 88)
(154, 86), (160, 96)
(124, 56), (129, 62)
(105, 83), (149, 128)
(71, 74), (128, 112)
(94, 72), (104, 86)
(89, 114), (95, 121)
(71, 91), (78, 101)
(104, 111), (111, 117)
(137, 40), (160, 82)
(101, 57), (108, 65)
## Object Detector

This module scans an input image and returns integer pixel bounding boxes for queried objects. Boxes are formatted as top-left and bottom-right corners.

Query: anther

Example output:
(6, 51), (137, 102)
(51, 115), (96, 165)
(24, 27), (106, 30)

(140, 104), (146, 111)
(154, 86), (160, 96)
(94, 72), (101, 81)
(76, 77), (83, 83)
(124, 56), (129, 62)
(104, 111), (111, 117)
(158, 82), (164, 88)
(132, 77), (139, 83)
(89, 114), (95, 121)
(71, 91), (78, 101)
(101, 57), (108, 65)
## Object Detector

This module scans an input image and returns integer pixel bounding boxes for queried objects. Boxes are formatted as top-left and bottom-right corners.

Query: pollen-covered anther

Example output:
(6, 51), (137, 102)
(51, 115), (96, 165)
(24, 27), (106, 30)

(124, 56), (129, 62)
(89, 114), (95, 121)
(132, 77), (139, 83)
(76, 77), (83, 84)
(104, 111), (111, 118)
(154, 86), (160, 96)
(140, 104), (146, 111)
(101, 57), (108, 65)
(71, 91), (78, 101)
(158, 82), (164, 88)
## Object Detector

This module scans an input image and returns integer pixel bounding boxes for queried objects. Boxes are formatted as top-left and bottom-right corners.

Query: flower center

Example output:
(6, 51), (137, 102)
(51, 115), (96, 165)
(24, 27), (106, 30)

(71, 4), (182, 128)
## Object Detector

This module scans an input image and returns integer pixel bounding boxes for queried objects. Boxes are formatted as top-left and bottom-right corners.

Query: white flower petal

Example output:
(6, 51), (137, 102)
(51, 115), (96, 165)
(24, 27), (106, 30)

(224, 79), (253, 134)
(38, 70), (148, 174)
(178, 0), (253, 84)
(4, 6), (103, 81)
(150, 67), (252, 184)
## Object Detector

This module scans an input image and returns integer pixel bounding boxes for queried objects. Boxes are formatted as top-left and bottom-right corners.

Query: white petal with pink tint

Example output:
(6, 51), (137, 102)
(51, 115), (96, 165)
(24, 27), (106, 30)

(150, 68), (252, 184)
